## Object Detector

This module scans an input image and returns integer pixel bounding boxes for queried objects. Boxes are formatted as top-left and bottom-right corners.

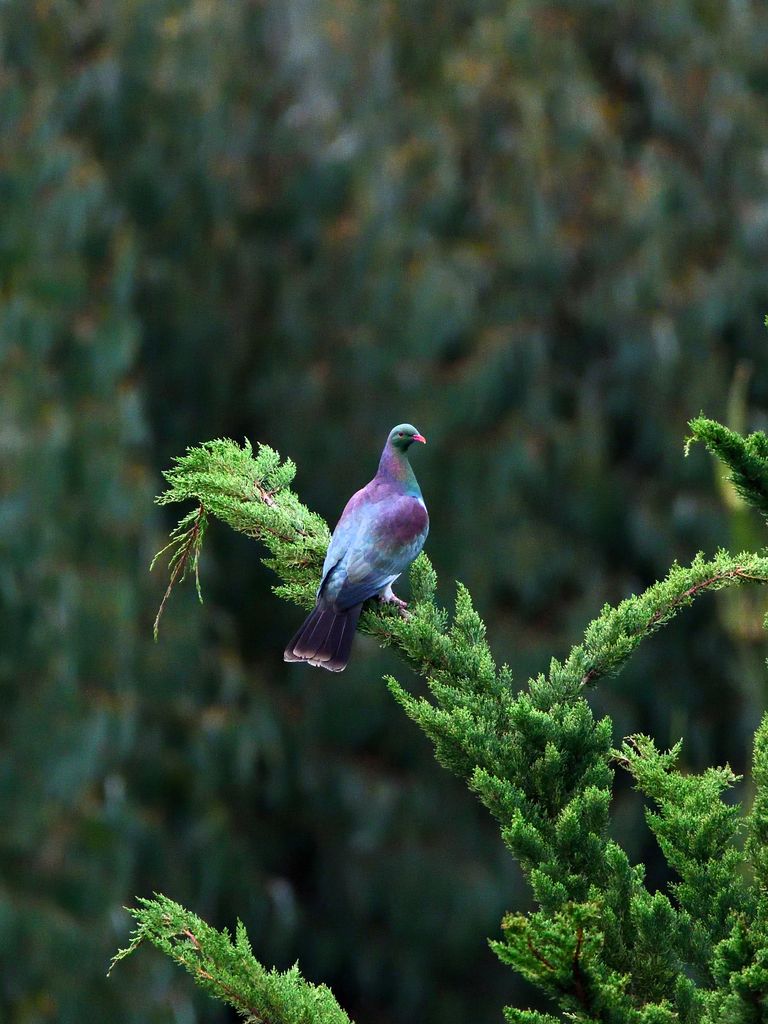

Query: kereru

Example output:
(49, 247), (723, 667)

(284, 424), (429, 671)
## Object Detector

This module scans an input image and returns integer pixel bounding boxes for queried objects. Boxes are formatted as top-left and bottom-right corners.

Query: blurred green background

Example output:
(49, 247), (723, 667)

(3, 2), (768, 1021)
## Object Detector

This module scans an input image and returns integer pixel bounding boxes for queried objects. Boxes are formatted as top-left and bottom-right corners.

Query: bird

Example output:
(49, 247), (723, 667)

(284, 423), (429, 672)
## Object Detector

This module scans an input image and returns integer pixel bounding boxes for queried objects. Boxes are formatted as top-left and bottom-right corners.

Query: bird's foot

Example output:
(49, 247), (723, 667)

(379, 590), (410, 619)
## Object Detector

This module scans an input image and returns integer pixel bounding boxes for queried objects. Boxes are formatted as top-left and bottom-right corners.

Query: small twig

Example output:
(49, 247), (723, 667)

(153, 503), (206, 639)
(526, 937), (557, 973)
(182, 928), (201, 950)
(571, 926), (589, 1010)
(253, 481), (278, 509)
(647, 573), (731, 627)
(580, 667), (600, 687)
(173, 934), (271, 1024)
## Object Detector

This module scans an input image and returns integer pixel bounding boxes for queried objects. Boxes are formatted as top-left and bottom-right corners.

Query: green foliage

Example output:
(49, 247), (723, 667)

(687, 418), (768, 521)
(708, 917), (768, 1022)
(747, 714), (768, 885)
(132, 424), (768, 1022)
(504, 1013), (563, 1024)
(615, 735), (746, 968)
(153, 439), (330, 627)
(111, 895), (352, 1024)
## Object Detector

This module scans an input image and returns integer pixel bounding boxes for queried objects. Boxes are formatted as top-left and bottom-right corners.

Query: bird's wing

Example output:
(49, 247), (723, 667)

(321, 492), (428, 610)
(318, 485), (369, 585)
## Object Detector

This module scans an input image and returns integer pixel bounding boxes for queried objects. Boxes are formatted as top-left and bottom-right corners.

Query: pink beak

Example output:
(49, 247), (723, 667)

(413, 433), (427, 444)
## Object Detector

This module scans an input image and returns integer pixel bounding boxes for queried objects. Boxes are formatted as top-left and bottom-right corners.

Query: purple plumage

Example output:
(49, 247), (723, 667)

(284, 423), (429, 671)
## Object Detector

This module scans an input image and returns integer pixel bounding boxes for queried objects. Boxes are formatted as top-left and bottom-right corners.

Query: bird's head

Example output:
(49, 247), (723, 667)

(388, 423), (427, 452)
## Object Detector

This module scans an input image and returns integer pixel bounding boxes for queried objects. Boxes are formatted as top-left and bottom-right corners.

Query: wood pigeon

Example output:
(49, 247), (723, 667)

(284, 424), (429, 671)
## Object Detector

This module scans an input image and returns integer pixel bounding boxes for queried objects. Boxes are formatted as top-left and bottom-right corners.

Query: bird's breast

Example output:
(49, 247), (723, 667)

(381, 495), (428, 545)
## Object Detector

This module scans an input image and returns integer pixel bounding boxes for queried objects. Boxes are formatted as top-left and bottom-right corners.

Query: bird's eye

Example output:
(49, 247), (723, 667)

(398, 432), (404, 437)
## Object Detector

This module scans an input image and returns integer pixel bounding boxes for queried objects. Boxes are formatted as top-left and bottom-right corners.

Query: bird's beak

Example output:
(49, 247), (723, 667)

(413, 433), (427, 444)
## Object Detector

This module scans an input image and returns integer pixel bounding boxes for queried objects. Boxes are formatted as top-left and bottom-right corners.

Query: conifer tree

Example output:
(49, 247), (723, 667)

(114, 418), (768, 1022)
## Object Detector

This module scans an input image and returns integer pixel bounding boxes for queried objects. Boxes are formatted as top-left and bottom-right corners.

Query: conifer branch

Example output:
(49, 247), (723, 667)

(140, 428), (768, 1024)
(614, 735), (747, 969)
(109, 895), (353, 1024)
(686, 416), (768, 519)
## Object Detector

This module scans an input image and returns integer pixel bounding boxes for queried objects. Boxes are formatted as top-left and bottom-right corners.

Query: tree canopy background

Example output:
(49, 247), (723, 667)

(3, 2), (768, 1022)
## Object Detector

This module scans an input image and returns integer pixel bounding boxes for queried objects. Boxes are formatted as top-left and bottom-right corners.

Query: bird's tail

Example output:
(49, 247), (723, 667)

(283, 602), (362, 672)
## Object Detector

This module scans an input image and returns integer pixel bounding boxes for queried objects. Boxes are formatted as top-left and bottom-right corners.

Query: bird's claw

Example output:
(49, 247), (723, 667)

(379, 592), (410, 619)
